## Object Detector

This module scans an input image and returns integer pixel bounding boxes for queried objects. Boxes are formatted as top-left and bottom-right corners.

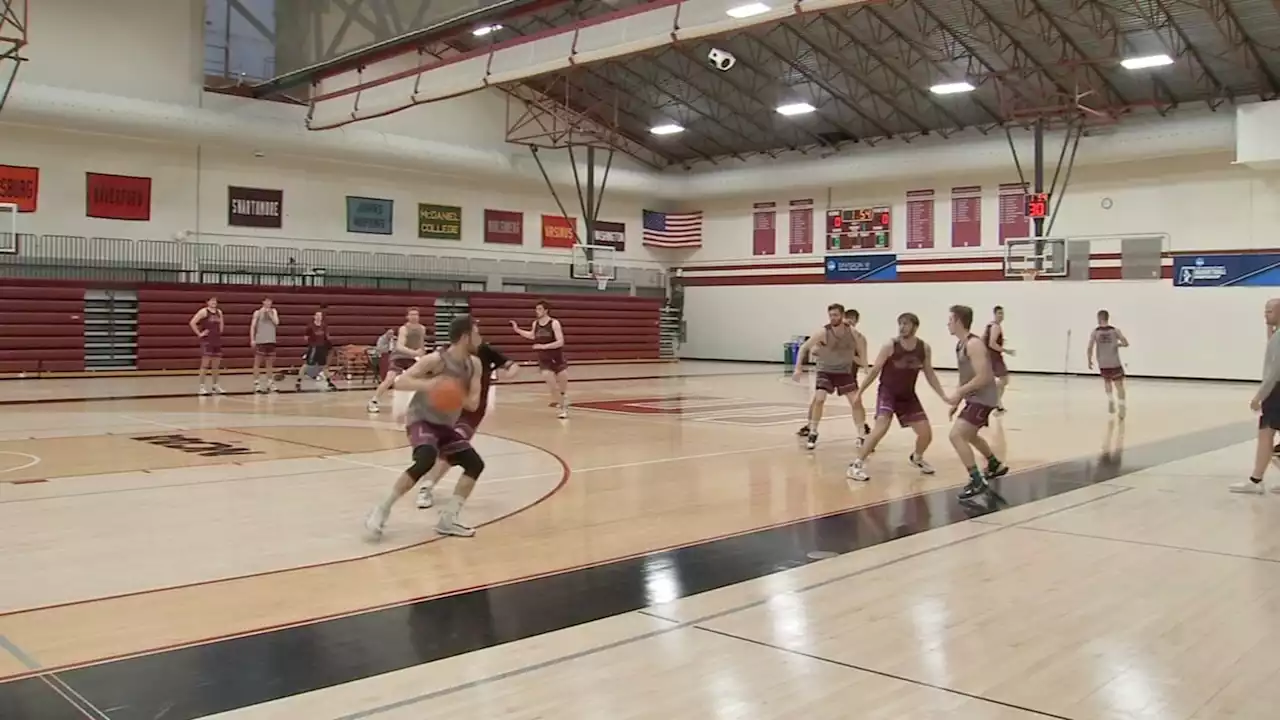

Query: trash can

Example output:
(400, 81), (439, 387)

(783, 341), (800, 367)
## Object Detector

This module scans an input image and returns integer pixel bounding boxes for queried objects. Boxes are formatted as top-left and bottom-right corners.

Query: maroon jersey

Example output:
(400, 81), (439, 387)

(199, 309), (223, 341)
(458, 343), (514, 429)
(304, 322), (329, 347)
(533, 318), (568, 373)
(879, 338), (926, 396)
(982, 322), (1004, 356)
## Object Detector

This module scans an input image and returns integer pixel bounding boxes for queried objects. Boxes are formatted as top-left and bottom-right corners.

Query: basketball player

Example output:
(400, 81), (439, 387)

(249, 298), (279, 394)
(984, 305), (1015, 414)
(797, 307), (871, 443)
(188, 297), (225, 395)
(511, 299), (568, 419)
(791, 303), (868, 450)
(416, 342), (520, 509)
(367, 307), (427, 414)
(946, 305), (1009, 499)
(1233, 298), (1280, 495)
(296, 309), (337, 392)
(365, 314), (486, 538)
(845, 312), (949, 482)
(1086, 310), (1130, 417)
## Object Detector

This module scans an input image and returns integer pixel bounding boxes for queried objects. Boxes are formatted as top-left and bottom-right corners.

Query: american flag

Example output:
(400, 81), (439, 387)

(642, 210), (703, 249)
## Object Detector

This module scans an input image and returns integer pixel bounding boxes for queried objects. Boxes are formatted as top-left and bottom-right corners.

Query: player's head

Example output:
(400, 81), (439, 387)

(1097, 309), (1110, 325)
(535, 299), (551, 319)
(827, 303), (845, 325)
(313, 309), (324, 324)
(1266, 299), (1280, 327)
(844, 308), (860, 326)
(206, 297), (218, 309)
(449, 314), (481, 350)
(992, 305), (1004, 322)
(406, 307), (420, 324)
(948, 305), (974, 335)
(261, 297), (272, 309)
(897, 312), (920, 338)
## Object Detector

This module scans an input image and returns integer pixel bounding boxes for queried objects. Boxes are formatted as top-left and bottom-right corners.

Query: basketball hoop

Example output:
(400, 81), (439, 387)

(592, 273), (609, 291)
(1019, 269), (1040, 281)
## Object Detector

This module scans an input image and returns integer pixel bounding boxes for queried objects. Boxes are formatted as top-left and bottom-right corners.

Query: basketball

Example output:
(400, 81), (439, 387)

(428, 375), (466, 413)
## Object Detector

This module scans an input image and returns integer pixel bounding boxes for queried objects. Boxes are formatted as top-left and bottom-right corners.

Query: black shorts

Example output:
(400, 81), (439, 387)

(1261, 388), (1280, 430)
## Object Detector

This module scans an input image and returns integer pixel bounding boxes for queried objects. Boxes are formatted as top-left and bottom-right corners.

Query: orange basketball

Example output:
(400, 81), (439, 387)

(428, 376), (466, 414)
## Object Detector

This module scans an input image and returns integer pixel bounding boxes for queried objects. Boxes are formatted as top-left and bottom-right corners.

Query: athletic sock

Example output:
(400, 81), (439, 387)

(1250, 476), (1264, 484)
(968, 467), (985, 485)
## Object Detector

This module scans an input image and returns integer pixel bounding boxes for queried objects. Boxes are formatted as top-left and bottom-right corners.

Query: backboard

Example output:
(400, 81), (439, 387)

(0, 202), (17, 254)
(571, 243), (617, 290)
(1004, 237), (1068, 279)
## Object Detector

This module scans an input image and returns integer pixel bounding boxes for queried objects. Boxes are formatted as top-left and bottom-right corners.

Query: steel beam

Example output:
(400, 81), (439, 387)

(1198, 0), (1280, 98)
(1134, 0), (1232, 108)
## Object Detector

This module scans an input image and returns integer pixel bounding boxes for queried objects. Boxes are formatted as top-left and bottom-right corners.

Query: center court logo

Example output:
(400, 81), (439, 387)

(1178, 256), (1227, 285)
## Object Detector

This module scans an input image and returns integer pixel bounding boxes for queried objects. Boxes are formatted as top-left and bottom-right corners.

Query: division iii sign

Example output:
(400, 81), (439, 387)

(824, 254), (898, 283)
(1173, 254), (1280, 287)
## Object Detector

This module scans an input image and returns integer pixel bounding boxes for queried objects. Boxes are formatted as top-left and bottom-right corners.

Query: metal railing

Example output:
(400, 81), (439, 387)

(0, 233), (667, 291)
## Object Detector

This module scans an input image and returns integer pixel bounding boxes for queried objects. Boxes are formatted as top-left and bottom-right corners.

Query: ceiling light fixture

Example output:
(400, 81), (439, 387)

(776, 102), (816, 116)
(472, 24), (503, 36)
(726, 3), (770, 19)
(930, 82), (975, 95)
(1120, 54), (1173, 70)
(650, 123), (685, 135)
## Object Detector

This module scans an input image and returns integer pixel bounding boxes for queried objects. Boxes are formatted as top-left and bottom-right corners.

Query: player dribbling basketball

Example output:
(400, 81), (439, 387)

(1087, 309), (1129, 417)
(792, 304), (868, 450)
(846, 312), (949, 482)
(365, 315), (486, 539)
(946, 305), (1009, 500)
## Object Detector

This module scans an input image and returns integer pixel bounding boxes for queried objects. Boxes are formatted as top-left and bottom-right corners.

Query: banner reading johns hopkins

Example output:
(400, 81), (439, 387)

(1173, 253), (1280, 287)
(824, 254), (898, 283)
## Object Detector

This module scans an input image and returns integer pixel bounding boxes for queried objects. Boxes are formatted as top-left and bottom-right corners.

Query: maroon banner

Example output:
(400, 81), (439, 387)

(998, 183), (1029, 245)
(905, 189), (935, 250)
(483, 209), (523, 244)
(788, 199), (813, 254)
(86, 172), (151, 221)
(950, 185), (982, 248)
(753, 201), (776, 256)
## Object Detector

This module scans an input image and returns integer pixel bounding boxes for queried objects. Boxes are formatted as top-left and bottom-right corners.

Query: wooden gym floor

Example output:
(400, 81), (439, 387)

(0, 361), (1275, 719)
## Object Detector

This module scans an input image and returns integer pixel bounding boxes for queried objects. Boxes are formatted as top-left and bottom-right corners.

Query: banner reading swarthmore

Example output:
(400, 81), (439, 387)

(228, 186), (283, 228)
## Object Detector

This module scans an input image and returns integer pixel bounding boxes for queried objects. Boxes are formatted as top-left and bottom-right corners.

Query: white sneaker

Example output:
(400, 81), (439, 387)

(268, 382), (278, 393)
(416, 485), (434, 509)
(197, 385), (208, 396)
(1230, 481), (1267, 495)
(364, 505), (389, 540)
(366, 399), (380, 414)
(436, 514), (475, 537)
(212, 384), (225, 395)
(557, 402), (568, 420)
(909, 453), (936, 475)
(846, 459), (870, 482)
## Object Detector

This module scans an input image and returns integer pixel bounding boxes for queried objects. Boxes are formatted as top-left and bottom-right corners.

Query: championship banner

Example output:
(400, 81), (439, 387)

(484, 209), (523, 244)
(347, 196), (394, 235)
(905, 189), (935, 249)
(228, 186), (283, 228)
(753, 201), (776, 256)
(824, 254), (898, 283)
(950, 185), (982, 248)
(788, 199), (813, 254)
(541, 214), (577, 248)
(86, 173), (152, 221)
(1173, 253), (1280, 287)
(417, 203), (461, 240)
(997, 183), (1029, 245)
(0, 165), (39, 212)
(592, 220), (626, 250)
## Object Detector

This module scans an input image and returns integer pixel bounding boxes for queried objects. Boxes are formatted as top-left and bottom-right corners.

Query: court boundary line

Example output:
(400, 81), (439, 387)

(334, 486), (1132, 720)
(0, 635), (106, 720)
(1005, 523), (1280, 565)
(692, 625), (1076, 720)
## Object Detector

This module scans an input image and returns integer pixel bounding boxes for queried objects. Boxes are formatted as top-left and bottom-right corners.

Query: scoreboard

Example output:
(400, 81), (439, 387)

(826, 207), (891, 250)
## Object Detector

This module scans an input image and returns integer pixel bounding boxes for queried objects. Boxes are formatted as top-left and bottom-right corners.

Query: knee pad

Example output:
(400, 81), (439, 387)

(406, 444), (439, 481)
(450, 448), (485, 478)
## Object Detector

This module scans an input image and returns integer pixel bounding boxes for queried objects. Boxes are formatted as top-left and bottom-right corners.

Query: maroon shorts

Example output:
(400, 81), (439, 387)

(875, 389), (927, 427)
(538, 349), (568, 374)
(815, 371), (858, 396)
(200, 340), (222, 358)
(958, 401), (996, 429)
(1099, 366), (1124, 380)
(391, 356), (416, 373)
(254, 343), (277, 357)
(406, 420), (472, 456)
(990, 354), (1009, 378)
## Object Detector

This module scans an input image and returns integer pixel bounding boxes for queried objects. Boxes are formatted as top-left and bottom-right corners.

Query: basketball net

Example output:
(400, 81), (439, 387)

(592, 273), (609, 291)
(1019, 269), (1040, 281)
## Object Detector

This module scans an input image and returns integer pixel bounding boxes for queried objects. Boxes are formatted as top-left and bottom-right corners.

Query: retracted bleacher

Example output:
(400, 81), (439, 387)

(469, 293), (662, 364)
(0, 284), (86, 373)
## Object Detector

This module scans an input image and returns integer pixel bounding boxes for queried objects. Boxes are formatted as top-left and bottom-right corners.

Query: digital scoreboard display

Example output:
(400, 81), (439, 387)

(1025, 192), (1049, 219)
(826, 207), (891, 251)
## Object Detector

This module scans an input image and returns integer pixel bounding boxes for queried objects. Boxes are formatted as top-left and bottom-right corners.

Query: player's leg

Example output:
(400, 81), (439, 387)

(995, 374), (1009, 413)
(365, 431), (440, 540)
(845, 393), (895, 482)
(251, 349), (263, 392)
(209, 353), (224, 393)
(797, 393), (819, 436)
(418, 422), (476, 508)
(806, 380), (832, 450)
(1232, 399), (1280, 494)
(1112, 374), (1127, 418)
(951, 404), (1007, 499)
(837, 377), (868, 446)
(435, 445), (485, 537)
(554, 368), (569, 419)
(367, 360), (404, 412)
(901, 399), (935, 475)
(197, 353), (211, 394)
(264, 346), (277, 392)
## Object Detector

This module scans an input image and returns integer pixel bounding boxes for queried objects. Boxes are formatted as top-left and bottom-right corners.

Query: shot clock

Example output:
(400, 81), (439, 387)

(1025, 192), (1049, 219)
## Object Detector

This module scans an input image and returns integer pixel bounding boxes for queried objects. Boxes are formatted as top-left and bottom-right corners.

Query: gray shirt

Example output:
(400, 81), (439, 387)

(1259, 328), (1280, 399)
(405, 350), (475, 426)
(1092, 325), (1123, 369)
(957, 334), (1000, 407)
(817, 323), (857, 373)
(393, 323), (427, 359)
(252, 309), (277, 344)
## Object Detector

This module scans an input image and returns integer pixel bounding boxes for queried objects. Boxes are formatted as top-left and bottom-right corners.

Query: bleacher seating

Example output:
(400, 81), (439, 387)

(0, 284), (86, 373)
(469, 293), (662, 363)
(137, 287), (437, 371)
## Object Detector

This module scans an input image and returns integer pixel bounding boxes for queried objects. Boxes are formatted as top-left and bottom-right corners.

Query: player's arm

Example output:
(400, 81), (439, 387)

(535, 320), (566, 350)
(1086, 329), (1097, 368)
(855, 341), (894, 398)
(990, 325), (1013, 355)
(854, 332), (869, 372)
(510, 320), (536, 341)
(395, 325), (412, 355)
(486, 346), (520, 381)
(249, 309), (259, 345)
(462, 356), (483, 411)
(392, 352), (443, 390)
(1116, 328), (1130, 348)
(189, 308), (208, 336)
(953, 337), (993, 400)
(793, 328), (826, 375)
(921, 342), (948, 401)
